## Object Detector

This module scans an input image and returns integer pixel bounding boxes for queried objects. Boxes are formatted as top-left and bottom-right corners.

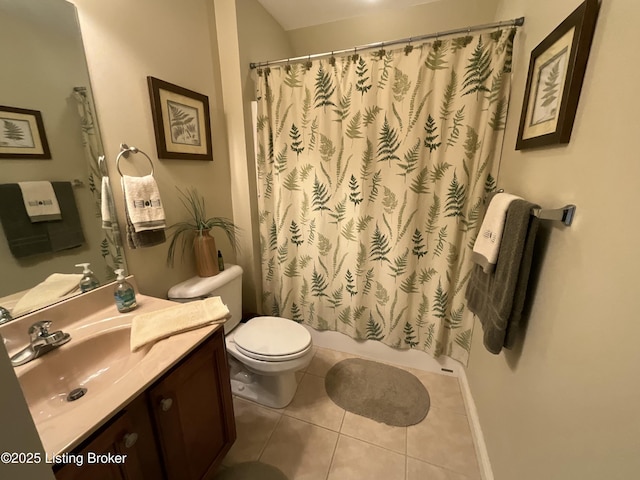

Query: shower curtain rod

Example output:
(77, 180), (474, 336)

(249, 16), (524, 69)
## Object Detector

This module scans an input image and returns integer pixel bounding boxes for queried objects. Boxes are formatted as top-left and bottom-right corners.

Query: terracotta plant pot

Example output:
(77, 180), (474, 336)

(193, 230), (219, 277)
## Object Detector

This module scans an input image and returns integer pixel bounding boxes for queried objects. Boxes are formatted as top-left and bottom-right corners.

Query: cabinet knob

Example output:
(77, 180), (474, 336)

(123, 432), (138, 448)
(160, 398), (173, 412)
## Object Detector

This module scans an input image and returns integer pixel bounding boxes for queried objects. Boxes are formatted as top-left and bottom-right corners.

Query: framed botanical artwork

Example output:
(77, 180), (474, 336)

(0, 105), (51, 159)
(147, 76), (213, 161)
(516, 0), (599, 150)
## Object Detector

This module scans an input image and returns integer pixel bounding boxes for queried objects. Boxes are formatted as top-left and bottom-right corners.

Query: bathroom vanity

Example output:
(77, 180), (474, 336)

(0, 283), (236, 480)
(55, 328), (235, 480)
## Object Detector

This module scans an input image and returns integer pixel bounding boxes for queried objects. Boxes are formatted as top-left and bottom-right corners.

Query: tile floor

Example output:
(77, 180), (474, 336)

(219, 347), (481, 480)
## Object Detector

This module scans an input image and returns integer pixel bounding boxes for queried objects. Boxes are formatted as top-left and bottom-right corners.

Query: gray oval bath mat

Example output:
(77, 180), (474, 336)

(325, 358), (430, 426)
(215, 461), (288, 480)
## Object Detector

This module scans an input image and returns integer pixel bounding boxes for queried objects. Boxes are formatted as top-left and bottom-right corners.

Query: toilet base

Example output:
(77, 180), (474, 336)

(228, 355), (299, 409)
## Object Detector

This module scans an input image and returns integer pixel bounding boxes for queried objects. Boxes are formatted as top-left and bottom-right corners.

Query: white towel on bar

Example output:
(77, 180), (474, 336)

(472, 193), (522, 273)
(121, 174), (166, 232)
(101, 176), (113, 228)
(130, 297), (230, 352)
(17, 181), (61, 222)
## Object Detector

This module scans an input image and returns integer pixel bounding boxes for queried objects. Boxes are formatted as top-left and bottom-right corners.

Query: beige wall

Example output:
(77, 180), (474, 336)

(466, 0), (640, 478)
(212, 0), (293, 314)
(71, 0), (235, 299)
(286, 0), (500, 56)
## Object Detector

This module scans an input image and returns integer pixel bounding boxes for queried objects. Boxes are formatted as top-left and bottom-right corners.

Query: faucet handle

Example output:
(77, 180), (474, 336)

(28, 320), (52, 340)
(0, 306), (12, 325)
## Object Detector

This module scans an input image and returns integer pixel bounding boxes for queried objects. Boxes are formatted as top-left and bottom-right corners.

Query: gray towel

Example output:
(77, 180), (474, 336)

(465, 199), (540, 354)
(0, 184), (51, 257)
(0, 182), (85, 258)
(124, 200), (165, 249)
(48, 182), (85, 251)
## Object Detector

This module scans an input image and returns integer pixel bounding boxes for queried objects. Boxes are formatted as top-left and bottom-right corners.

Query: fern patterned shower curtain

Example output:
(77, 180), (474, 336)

(254, 28), (515, 364)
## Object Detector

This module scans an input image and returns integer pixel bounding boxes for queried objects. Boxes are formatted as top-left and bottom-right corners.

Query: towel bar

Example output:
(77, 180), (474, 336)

(493, 189), (576, 226)
(531, 205), (576, 226)
(116, 144), (154, 177)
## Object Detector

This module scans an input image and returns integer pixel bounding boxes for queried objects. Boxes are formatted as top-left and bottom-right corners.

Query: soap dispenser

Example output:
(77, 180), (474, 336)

(217, 250), (225, 272)
(75, 263), (100, 292)
(114, 269), (137, 313)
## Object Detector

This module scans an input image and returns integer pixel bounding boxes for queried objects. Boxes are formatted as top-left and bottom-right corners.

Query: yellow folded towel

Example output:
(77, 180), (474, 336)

(130, 297), (229, 352)
(12, 273), (82, 316)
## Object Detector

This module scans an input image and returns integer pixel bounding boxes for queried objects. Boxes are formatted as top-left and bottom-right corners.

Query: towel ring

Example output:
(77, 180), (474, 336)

(116, 144), (154, 177)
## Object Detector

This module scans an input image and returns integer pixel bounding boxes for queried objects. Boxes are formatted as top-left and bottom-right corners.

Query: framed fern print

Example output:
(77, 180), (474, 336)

(147, 77), (213, 160)
(516, 0), (599, 150)
(0, 105), (50, 159)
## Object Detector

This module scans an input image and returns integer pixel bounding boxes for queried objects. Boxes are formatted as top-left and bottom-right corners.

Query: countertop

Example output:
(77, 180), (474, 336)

(4, 289), (222, 456)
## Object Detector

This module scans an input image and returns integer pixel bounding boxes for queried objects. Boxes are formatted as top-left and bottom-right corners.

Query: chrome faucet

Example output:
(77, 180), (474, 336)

(10, 320), (71, 367)
(0, 306), (12, 325)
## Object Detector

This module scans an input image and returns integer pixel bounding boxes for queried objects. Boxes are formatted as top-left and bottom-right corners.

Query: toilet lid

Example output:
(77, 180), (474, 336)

(233, 317), (312, 361)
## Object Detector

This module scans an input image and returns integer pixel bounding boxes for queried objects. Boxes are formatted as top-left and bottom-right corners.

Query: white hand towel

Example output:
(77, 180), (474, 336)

(12, 273), (82, 316)
(472, 193), (522, 273)
(130, 297), (230, 352)
(101, 176), (113, 228)
(121, 174), (166, 232)
(17, 181), (62, 222)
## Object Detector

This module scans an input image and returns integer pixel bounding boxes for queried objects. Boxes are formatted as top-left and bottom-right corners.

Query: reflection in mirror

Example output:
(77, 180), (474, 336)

(0, 0), (125, 320)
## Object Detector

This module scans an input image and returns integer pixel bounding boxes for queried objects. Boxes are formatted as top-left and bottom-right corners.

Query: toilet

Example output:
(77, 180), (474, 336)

(167, 264), (313, 408)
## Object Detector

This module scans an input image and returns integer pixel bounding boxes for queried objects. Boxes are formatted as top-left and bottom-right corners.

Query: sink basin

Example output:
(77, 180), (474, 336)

(18, 326), (146, 422)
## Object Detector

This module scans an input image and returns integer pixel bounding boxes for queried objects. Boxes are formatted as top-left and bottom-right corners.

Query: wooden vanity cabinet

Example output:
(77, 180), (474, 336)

(149, 327), (236, 480)
(55, 328), (235, 480)
(55, 395), (163, 480)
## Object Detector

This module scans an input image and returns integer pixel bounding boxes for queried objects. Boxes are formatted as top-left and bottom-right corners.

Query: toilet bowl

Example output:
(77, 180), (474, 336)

(167, 265), (313, 408)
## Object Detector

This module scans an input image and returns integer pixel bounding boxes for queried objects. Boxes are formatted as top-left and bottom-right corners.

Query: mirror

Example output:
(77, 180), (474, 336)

(0, 0), (125, 320)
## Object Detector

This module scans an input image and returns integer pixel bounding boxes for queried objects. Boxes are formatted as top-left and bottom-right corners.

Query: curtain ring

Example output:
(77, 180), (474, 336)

(352, 47), (359, 62)
(329, 51), (336, 66)
(305, 54), (312, 70)
(404, 38), (413, 56)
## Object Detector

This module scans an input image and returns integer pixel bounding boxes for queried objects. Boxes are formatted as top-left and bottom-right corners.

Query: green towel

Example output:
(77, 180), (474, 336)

(465, 199), (540, 354)
(0, 184), (51, 258)
(48, 182), (85, 251)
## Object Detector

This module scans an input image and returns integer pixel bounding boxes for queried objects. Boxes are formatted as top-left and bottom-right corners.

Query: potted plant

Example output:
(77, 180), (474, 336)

(166, 188), (239, 277)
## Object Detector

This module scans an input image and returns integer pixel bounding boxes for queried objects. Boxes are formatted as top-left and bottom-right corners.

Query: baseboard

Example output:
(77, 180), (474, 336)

(458, 368), (494, 480)
(303, 325), (462, 375)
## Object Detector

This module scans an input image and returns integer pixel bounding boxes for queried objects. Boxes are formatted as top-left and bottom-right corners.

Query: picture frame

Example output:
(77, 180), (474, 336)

(147, 76), (213, 161)
(516, 0), (599, 150)
(0, 105), (51, 159)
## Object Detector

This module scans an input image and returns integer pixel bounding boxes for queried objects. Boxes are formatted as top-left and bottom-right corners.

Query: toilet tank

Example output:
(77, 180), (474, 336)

(167, 264), (243, 333)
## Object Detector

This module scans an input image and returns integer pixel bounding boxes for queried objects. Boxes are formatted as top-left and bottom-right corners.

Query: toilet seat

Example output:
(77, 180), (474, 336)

(233, 316), (312, 362)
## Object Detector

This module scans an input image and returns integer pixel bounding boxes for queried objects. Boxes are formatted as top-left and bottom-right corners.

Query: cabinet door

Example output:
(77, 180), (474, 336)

(55, 398), (161, 480)
(149, 330), (236, 480)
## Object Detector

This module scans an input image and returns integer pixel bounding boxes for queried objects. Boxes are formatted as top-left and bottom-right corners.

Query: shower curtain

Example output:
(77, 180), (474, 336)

(253, 28), (515, 364)
(74, 87), (124, 279)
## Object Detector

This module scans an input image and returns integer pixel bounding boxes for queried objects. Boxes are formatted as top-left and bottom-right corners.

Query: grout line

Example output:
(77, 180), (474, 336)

(257, 411), (284, 461)
(405, 420), (409, 464)
(338, 429), (406, 456)
(325, 433), (341, 480)
(337, 408), (346, 431)
(279, 412), (344, 435)
(281, 408), (344, 434)
(407, 456), (478, 480)
(405, 454), (409, 480)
